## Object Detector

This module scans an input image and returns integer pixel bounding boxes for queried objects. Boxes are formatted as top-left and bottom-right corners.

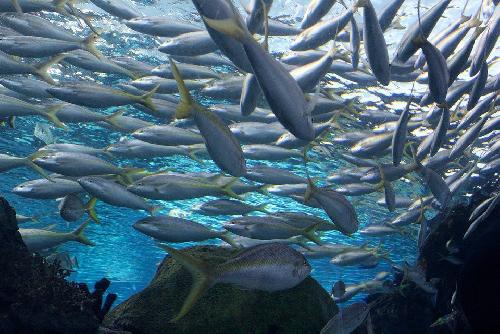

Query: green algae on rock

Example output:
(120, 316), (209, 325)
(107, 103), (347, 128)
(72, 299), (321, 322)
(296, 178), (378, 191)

(104, 246), (337, 334)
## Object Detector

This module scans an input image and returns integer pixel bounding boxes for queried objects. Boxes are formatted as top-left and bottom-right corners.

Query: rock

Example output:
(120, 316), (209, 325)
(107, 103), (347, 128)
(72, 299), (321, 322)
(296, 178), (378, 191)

(0, 197), (100, 334)
(97, 327), (132, 334)
(104, 246), (337, 334)
(352, 190), (500, 334)
(351, 285), (443, 334)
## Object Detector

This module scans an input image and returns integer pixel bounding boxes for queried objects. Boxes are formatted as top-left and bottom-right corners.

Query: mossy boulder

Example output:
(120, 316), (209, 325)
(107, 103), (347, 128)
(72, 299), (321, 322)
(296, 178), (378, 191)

(104, 246), (337, 334)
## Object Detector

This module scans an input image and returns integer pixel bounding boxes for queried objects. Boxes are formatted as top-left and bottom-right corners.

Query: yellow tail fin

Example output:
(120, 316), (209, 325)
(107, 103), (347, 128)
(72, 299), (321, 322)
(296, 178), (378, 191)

(35, 53), (67, 85)
(159, 244), (214, 322)
(44, 104), (67, 129)
(139, 85), (159, 113)
(169, 58), (195, 119)
(83, 34), (104, 59)
(86, 197), (100, 224)
(72, 219), (95, 246)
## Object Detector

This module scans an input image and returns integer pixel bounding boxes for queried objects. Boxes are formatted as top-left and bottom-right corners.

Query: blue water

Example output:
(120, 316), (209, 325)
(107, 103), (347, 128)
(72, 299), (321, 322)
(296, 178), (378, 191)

(0, 0), (491, 306)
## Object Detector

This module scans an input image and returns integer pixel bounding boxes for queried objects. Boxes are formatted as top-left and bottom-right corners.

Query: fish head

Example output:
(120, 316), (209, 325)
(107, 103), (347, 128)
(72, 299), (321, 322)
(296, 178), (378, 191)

(12, 183), (33, 195)
(77, 176), (103, 192)
(133, 217), (161, 234)
(292, 254), (312, 279)
(32, 152), (56, 166)
(222, 223), (248, 235)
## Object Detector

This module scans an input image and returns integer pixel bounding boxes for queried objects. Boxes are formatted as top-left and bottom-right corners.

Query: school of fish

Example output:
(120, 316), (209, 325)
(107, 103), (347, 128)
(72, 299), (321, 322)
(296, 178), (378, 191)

(0, 0), (498, 329)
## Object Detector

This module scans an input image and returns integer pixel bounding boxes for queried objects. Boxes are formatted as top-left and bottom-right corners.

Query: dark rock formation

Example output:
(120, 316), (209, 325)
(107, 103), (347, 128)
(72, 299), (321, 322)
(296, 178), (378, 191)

(104, 246), (337, 334)
(353, 187), (500, 334)
(0, 197), (100, 334)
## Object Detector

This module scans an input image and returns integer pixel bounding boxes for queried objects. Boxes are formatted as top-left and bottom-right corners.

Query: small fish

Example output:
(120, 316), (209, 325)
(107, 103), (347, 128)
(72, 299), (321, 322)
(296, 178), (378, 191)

(133, 215), (237, 246)
(161, 243), (311, 321)
(300, 0), (337, 30)
(20, 220), (94, 252)
(203, 10), (316, 141)
(33, 151), (142, 178)
(245, 0), (273, 34)
(34, 122), (55, 145)
(13, 177), (84, 199)
(392, 94), (412, 166)
(305, 179), (359, 235)
(47, 82), (158, 112)
(467, 61), (488, 111)
(45, 251), (79, 271)
(0, 34), (101, 58)
(320, 302), (370, 334)
(170, 58), (246, 177)
(449, 113), (491, 160)
(0, 151), (52, 180)
(413, 36), (449, 106)
(0, 77), (53, 98)
(0, 94), (66, 128)
(158, 31), (217, 57)
(132, 125), (203, 146)
(429, 107), (450, 156)
(463, 193), (499, 240)
(78, 176), (160, 217)
(196, 199), (268, 216)
(358, 0), (391, 85)
(244, 165), (306, 185)
(124, 16), (202, 37)
(292, 6), (355, 51)
(392, 0), (451, 64)
(191, 0), (253, 72)
(58, 194), (87, 222)
(349, 17), (360, 70)
(106, 138), (193, 160)
(90, 0), (140, 20)
(224, 219), (322, 245)
(469, 10), (499, 76)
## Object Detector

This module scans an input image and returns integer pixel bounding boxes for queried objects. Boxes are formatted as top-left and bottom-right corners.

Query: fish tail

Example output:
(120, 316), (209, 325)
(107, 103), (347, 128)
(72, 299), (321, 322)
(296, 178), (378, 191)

(121, 168), (146, 184)
(256, 204), (269, 213)
(85, 197), (100, 224)
(34, 53), (67, 85)
(187, 148), (204, 164)
(257, 184), (270, 196)
(305, 84), (321, 116)
(72, 219), (95, 246)
(10, 0), (22, 13)
(8, 116), (16, 128)
(139, 85), (159, 113)
(44, 104), (67, 129)
(26, 151), (53, 181)
(291, 236), (313, 250)
(220, 178), (242, 200)
(159, 244), (214, 322)
(169, 58), (195, 119)
(353, 0), (368, 10)
(103, 109), (126, 127)
(302, 223), (323, 245)
(202, 15), (249, 42)
(326, 41), (337, 58)
(219, 232), (239, 248)
(465, 15), (482, 28)
(83, 33), (104, 59)
(53, 0), (70, 15)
